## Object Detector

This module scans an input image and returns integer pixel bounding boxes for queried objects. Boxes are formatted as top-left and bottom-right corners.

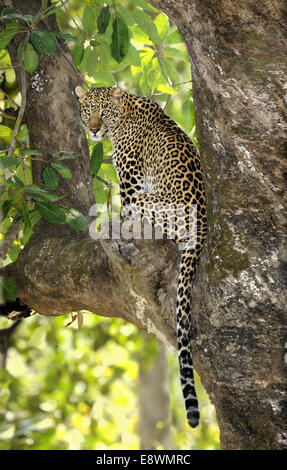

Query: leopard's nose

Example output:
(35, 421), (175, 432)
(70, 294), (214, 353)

(90, 128), (99, 135)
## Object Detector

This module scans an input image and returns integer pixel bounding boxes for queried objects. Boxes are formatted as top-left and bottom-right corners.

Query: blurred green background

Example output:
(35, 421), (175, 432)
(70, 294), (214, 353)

(0, 0), (220, 450)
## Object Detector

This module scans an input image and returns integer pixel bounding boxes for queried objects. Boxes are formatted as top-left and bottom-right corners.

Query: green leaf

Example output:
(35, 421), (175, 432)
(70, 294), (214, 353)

(0, 156), (20, 168)
(0, 23), (18, 49)
(82, 5), (96, 36)
(126, 44), (141, 67)
(24, 43), (39, 74)
(110, 16), (129, 64)
(86, 47), (99, 77)
(63, 207), (88, 231)
(92, 71), (116, 87)
(97, 6), (110, 34)
(0, 8), (17, 24)
(53, 152), (79, 161)
(0, 8), (32, 25)
(90, 143), (103, 175)
(164, 46), (187, 60)
(24, 186), (61, 202)
(154, 14), (169, 43)
(39, 0), (69, 18)
(133, 0), (159, 12)
(35, 201), (66, 224)
(8, 242), (21, 262)
(1, 199), (12, 220)
(78, 46), (98, 76)
(13, 175), (25, 187)
(31, 30), (57, 55)
(157, 84), (176, 94)
(23, 149), (42, 156)
(42, 167), (59, 190)
(0, 124), (13, 139)
(53, 32), (80, 42)
(7, 185), (24, 209)
(160, 57), (180, 84)
(166, 29), (183, 44)
(132, 9), (160, 44)
(71, 44), (84, 67)
(21, 205), (31, 228)
(115, 6), (134, 27)
(1, 277), (18, 301)
(51, 161), (72, 179)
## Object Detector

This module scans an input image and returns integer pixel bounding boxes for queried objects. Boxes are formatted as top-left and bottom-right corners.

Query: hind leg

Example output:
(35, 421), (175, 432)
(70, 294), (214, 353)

(122, 193), (198, 243)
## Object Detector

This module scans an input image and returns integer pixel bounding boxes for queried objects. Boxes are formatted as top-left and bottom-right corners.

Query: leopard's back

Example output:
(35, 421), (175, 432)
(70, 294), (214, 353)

(76, 86), (207, 427)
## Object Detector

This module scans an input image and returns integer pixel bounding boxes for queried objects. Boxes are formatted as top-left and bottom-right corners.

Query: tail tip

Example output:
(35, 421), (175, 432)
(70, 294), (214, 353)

(187, 409), (200, 428)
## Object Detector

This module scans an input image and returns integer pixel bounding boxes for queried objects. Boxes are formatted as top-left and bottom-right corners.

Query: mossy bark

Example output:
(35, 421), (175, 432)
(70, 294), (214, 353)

(150, 0), (287, 450)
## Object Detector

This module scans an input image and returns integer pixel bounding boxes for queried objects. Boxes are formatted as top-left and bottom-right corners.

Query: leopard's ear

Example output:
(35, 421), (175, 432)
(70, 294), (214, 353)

(75, 86), (87, 101)
(109, 87), (124, 108)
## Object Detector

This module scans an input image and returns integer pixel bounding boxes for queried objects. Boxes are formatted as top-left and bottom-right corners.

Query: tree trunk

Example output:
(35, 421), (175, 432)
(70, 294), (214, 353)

(138, 340), (172, 450)
(1, 0), (287, 450)
(150, 0), (287, 450)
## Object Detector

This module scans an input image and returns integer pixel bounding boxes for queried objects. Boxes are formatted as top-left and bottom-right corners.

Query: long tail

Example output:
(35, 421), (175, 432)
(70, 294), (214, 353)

(176, 247), (200, 428)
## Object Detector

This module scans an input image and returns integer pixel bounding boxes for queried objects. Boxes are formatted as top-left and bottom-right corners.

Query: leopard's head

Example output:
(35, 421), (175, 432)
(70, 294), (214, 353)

(75, 86), (124, 141)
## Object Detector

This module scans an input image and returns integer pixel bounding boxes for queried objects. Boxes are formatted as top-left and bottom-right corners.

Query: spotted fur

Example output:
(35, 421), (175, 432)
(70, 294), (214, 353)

(75, 86), (207, 428)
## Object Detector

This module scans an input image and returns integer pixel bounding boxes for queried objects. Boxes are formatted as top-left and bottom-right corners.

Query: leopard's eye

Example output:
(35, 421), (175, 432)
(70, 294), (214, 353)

(101, 109), (109, 117)
(83, 108), (90, 117)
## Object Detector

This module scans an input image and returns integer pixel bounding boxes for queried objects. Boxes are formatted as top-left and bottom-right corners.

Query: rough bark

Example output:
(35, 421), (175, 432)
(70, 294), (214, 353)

(1, 0), (287, 450)
(150, 0), (287, 450)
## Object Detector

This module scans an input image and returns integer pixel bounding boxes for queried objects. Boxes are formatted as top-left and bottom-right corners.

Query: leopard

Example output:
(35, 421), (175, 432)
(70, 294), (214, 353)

(75, 85), (207, 428)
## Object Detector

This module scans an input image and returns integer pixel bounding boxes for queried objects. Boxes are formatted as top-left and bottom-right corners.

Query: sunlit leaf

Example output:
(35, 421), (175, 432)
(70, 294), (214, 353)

(51, 161), (72, 179)
(0, 125), (13, 139)
(132, 9), (160, 44)
(157, 84), (176, 94)
(154, 14), (169, 42)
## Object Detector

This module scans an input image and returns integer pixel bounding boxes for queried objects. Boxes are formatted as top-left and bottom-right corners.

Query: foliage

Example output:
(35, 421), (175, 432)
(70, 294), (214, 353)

(0, 0), (220, 450)
(0, 314), (219, 450)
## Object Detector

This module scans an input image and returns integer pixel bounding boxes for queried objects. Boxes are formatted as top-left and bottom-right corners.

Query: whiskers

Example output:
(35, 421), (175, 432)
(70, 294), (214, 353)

(75, 117), (86, 132)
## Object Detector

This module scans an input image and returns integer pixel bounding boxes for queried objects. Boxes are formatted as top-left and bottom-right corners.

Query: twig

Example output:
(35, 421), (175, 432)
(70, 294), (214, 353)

(0, 213), (22, 264)
(60, 0), (85, 35)
(0, 111), (17, 121)
(1, 90), (20, 109)
(158, 53), (172, 86)
(6, 34), (30, 159)
(173, 80), (192, 87)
